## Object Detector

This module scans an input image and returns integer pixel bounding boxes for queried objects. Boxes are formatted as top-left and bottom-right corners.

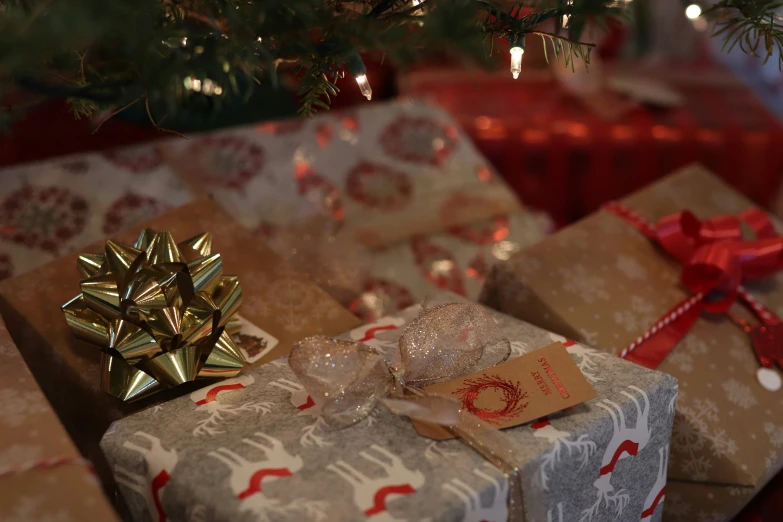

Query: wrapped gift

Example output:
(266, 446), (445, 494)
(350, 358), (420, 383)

(0, 198), (361, 489)
(400, 64), (783, 225)
(101, 292), (676, 522)
(159, 100), (524, 248)
(481, 164), (783, 520)
(0, 143), (194, 282)
(0, 316), (120, 521)
(349, 211), (550, 322)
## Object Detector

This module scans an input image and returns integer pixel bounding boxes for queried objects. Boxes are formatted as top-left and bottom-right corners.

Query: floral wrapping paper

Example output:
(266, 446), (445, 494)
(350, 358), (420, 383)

(481, 164), (783, 521)
(0, 101), (549, 323)
(0, 316), (121, 522)
(159, 99), (524, 249)
(101, 292), (676, 522)
(349, 212), (550, 322)
(0, 145), (194, 280)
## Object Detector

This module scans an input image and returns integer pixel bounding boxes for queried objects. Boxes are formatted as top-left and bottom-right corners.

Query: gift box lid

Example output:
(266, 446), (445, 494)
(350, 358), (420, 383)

(0, 316), (120, 521)
(101, 292), (676, 522)
(482, 164), (783, 488)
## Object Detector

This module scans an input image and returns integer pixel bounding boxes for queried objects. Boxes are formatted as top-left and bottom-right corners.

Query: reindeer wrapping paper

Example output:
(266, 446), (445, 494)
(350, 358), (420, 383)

(0, 198), (361, 499)
(100, 292), (676, 522)
(480, 164), (783, 521)
(0, 316), (121, 521)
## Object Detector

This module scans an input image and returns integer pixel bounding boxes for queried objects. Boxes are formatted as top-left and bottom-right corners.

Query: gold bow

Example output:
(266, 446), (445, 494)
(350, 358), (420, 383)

(290, 303), (527, 520)
(62, 228), (244, 402)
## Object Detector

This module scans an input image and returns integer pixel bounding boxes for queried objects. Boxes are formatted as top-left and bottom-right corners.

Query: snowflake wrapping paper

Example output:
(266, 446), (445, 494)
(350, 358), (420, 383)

(158, 99), (525, 249)
(101, 292), (676, 522)
(0, 199), (360, 495)
(481, 164), (783, 521)
(0, 315), (120, 522)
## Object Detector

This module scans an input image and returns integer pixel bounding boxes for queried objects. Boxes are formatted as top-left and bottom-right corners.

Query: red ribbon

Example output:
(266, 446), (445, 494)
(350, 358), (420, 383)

(604, 202), (783, 369)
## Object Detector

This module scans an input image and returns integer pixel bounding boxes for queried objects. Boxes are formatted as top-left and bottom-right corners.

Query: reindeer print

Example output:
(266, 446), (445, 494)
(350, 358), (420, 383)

(208, 432), (304, 519)
(268, 378), (321, 417)
(350, 316), (406, 350)
(268, 377), (331, 447)
(327, 444), (425, 521)
(442, 463), (508, 522)
(641, 445), (669, 521)
(191, 375), (273, 436)
(114, 432), (179, 522)
(531, 416), (596, 490)
(580, 386), (651, 522)
(547, 332), (607, 383)
(547, 503), (564, 522)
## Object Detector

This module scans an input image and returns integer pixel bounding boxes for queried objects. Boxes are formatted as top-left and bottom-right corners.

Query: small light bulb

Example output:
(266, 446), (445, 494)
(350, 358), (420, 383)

(685, 4), (702, 20)
(355, 74), (372, 101)
(510, 47), (524, 80)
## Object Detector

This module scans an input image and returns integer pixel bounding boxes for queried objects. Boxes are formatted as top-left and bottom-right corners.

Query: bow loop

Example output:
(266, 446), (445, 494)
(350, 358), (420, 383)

(655, 209), (783, 309)
(289, 337), (393, 428)
(400, 303), (508, 385)
(290, 303), (511, 427)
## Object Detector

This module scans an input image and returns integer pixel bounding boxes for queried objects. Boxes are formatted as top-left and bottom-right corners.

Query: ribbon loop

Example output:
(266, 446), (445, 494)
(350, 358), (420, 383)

(289, 338), (393, 428)
(606, 201), (783, 368)
(290, 303), (511, 427)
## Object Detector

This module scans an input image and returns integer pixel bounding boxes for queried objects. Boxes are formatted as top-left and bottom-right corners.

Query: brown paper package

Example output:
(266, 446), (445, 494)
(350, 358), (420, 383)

(0, 198), (361, 497)
(0, 316), (121, 521)
(481, 164), (783, 521)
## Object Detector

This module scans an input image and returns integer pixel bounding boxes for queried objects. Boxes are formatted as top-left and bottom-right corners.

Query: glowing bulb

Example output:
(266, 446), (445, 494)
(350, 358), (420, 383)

(685, 4), (702, 20)
(355, 74), (372, 101)
(510, 47), (524, 80)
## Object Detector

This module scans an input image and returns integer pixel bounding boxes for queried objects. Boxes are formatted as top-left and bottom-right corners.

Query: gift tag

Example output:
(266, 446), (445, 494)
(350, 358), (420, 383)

(232, 315), (280, 364)
(411, 343), (596, 440)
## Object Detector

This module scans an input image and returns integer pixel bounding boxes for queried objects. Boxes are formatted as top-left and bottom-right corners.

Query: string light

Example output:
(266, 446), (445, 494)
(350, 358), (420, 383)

(355, 74), (372, 100)
(412, 0), (425, 26)
(685, 4), (702, 20)
(562, 0), (573, 27)
(346, 53), (372, 101)
(509, 46), (524, 79)
(183, 77), (223, 96)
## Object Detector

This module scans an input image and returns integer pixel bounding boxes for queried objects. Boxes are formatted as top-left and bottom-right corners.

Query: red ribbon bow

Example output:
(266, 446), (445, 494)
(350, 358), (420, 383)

(605, 202), (783, 369)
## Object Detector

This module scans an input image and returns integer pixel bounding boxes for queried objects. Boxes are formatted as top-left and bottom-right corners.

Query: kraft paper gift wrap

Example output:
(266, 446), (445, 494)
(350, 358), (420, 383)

(101, 292), (676, 522)
(0, 315), (121, 522)
(481, 164), (783, 521)
(0, 198), (361, 494)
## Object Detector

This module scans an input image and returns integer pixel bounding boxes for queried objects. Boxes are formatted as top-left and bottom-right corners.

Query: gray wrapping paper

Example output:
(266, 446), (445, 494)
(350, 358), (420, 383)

(101, 293), (676, 522)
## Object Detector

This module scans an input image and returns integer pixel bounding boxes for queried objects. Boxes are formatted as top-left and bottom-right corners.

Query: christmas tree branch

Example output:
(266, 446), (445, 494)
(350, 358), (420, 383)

(703, 0), (783, 67)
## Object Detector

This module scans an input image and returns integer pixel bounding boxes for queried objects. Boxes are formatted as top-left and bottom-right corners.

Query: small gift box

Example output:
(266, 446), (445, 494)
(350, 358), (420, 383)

(0, 316), (120, 521)
(0, 198), (361, 489)
(481, 164), (783, 520)
(101, 292), (676, 522)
